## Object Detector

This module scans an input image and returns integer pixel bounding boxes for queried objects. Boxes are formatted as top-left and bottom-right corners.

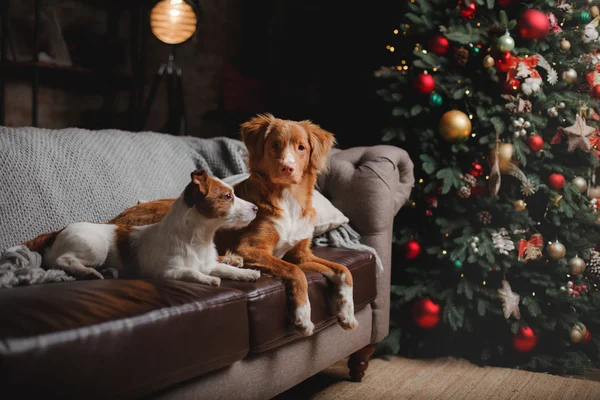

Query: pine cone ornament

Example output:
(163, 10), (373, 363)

(587, 250), (600, 284)
(455, 48), (469, 66)
(519, 99), (532, 113)
(458, 186), (472, 199)
(578, 82), (592, 94)
(477, 211), (492, 224)
(506, 103), (518, 115)
(461, 173), (477, 188)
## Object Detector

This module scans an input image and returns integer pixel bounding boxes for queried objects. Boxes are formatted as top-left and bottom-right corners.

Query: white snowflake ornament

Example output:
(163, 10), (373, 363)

(491, 228), (515, 255)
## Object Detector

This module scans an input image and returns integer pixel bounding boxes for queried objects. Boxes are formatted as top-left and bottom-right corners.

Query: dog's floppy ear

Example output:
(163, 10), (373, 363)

(302, 121), (336, 174)
(184, 169), (209, 207)
(240, 113), (273, 162)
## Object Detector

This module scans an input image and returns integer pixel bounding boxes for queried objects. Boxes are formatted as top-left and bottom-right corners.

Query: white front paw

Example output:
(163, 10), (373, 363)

(208, 276), (221, 287)
(337, 284), (358, 330)
(294, 303), (314, 336)
(338, 313), (359, 330)
(243, 269), (261, 281)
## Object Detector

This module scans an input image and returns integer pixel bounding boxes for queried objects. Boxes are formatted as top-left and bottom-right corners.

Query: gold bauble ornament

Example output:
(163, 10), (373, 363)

(562, 68), (578, 84)
(560, 38), (571, 51)
(439, 110), (472, 142)
(570, 322), (588, 344)
(483, 55), (495, 69)
(548, 241), (567, 260)
(572, 176), (588, 193)
(514, 200), (527, 211)
(589, 185), (600, 199)
(489, 143), (514, 173)
(568, 255), (586, 275)
(591, 5), (600, 17)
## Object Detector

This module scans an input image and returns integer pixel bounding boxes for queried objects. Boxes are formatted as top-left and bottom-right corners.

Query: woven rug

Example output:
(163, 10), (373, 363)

(275, 356), (600, 400)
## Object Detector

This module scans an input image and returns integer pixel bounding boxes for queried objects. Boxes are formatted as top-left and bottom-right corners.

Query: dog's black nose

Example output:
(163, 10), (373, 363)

(252, 204), (258, 212)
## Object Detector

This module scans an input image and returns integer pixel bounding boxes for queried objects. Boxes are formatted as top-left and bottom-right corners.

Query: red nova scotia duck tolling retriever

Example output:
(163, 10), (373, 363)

(106, 114), (358, 335)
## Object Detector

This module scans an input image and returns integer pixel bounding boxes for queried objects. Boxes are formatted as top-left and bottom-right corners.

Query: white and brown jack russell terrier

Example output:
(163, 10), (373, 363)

(41, 169), (261, 285)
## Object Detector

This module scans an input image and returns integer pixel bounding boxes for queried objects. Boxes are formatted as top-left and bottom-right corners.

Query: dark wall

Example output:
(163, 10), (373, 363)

(233, 0), (404, 149)
(3, 0), (404, 148)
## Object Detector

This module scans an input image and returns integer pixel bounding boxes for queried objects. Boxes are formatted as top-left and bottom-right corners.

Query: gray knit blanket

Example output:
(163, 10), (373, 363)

(0, 126), (378, 288)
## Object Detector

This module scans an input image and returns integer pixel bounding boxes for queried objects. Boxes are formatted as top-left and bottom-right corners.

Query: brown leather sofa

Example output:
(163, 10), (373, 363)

(0, 132), (414, 400)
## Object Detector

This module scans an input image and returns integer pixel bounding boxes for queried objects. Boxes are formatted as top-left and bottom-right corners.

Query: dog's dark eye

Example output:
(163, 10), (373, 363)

(272, 142), (280, 150)
(224, 193), (232, 201)
(298, 144), (306, 151)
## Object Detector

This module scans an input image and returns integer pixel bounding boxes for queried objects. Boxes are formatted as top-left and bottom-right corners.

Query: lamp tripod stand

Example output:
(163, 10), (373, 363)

(139, 51), (187, 136)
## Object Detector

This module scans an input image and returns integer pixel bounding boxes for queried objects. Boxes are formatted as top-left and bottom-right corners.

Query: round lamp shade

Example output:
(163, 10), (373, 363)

(150, 0), (197, 45)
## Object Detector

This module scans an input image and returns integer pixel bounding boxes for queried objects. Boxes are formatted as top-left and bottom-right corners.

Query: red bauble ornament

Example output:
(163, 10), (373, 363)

(425, 195), (438, 208)
(548, 173), (566, 190)
(459, 2), (477, 20)
(495, 52), (514, 73)
(429, 35), (450, 55)
(513, 326), (539, 352)
(528, 135), (544, 152)
(470, 161), (484, 177)
(412, 298), (441, 329)
(581, 330), (592, 345)
(592, 85), (600, 100)
(414, 73), (435, 94)
(497, 0), (512, 6)
(518, 10), (550, 40)
(405, 240), (422, 260)
(503, 77), (521, 93)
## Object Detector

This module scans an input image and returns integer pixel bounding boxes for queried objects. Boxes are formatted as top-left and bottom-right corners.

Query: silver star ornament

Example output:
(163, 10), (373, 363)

(498, 279), (521, 320)
(563, 114), (595, 152)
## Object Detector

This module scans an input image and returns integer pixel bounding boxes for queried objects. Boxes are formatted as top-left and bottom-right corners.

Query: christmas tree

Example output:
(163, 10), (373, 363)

(377, 0), (600, 374)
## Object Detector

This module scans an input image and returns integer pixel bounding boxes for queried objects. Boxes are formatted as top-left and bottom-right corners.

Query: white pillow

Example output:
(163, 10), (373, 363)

(222, 173), (348, 236)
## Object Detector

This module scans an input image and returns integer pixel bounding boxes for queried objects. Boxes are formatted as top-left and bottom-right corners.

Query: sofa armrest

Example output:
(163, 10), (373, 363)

(317, 145), (415, 343)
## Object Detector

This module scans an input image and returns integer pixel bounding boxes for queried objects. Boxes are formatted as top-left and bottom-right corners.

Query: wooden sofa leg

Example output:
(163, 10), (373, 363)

(348, 344), (376, 382)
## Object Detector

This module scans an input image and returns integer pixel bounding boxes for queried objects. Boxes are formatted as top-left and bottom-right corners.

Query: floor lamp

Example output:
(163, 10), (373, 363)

(139, 0), (198, 135)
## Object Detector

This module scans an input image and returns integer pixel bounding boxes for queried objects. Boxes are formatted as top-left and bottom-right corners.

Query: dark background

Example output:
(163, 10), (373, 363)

(224, 0), (406, 149)
(1, 0), (407, 149)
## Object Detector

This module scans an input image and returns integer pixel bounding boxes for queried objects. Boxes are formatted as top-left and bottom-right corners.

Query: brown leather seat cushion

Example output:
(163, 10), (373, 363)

(221, 247), (377, 353)
(0, 279), (249, 400)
